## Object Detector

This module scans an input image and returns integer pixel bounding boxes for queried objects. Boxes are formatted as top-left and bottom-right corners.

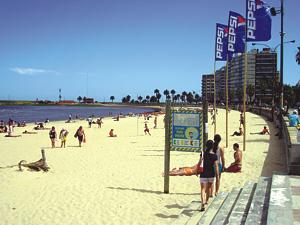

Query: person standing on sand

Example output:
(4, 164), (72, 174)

(154, 116), (157, 129)
(200, 140), (219, 212)
(59, 128), (68, 148)
(144, 123), (151, 135)
(239, 112), (244, 127)
(97, 118), (103, 128)
(87, 117), (93, 128)
(49, 126), (57, 148)
(211, 134), (225, 196)
(225, 143), (242, 172)
(74, 126), (85, 147)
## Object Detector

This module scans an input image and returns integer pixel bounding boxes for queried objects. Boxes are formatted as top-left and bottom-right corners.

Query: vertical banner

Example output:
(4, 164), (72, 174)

(228, 11), (246, 57)
(171, 110), (202, 152)
(215, 23), (228, 61)
(246, 0), (272, 42)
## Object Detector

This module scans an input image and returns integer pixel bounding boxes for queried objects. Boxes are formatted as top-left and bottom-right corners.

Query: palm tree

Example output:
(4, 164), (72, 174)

(145, 95), (150, 103)
(163, 89), (170, 102)
(186, 92), (194, 103)
(110, 96), (115, 102)
(181, 91), (187, 103)
(194, 94), (200, 104)
(77, 96), (82, 103)
(122, 97), (127, 103)
(170, 89), (176, 102)
(246, 84), (255, 104)
(173, 95), (178, 102)
(296, 47), (300, 65)
(150, 95), (157, 103)
(126, 95), (131, 103)
(154, 89), (160, 97)
(156, 93), (162, 103)
(138, 96), (143, 102)
(166, 94), (171, 101)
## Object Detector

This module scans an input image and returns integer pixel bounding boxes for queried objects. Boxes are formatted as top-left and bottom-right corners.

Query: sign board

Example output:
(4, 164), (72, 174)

(171, 110), (202, 152)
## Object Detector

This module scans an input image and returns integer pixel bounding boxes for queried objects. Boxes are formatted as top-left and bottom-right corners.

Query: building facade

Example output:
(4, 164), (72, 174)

(215, 66), (226, 103)
(201, 74), (214, 102)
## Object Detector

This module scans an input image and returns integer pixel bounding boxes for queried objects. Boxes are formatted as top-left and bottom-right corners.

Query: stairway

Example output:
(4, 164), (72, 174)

(170, 174), (300, 225)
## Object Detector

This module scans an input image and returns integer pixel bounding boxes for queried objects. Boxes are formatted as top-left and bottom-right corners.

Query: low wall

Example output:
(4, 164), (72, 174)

(248, 106), (300, 175)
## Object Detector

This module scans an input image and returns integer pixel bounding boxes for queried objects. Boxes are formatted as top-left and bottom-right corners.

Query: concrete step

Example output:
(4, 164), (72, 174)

(197, 192), (228, 225)
(185, 192), (227, 225)
(227, 181), (256, 225)
(245, 177), (271, 225)
(267, 175), (293, 225)
(289, 176), (300, 225)
(210, 188), (242, 225)
(171, 201), (201, 225)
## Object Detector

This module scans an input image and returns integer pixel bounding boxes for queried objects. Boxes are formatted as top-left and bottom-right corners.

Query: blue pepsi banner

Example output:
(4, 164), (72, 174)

(215, 23), (228, 61)
(228, 11), (246, 56)
(246, 0), (272, 41)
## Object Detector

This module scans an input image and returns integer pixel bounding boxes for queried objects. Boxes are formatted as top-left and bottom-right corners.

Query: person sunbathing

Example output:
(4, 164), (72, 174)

(224, 143), (242, 173)
(5, 133), (21, 137)
(22, 130), (38, 134)
(231, 127), (243, 136)
(165, 164), (199, 176)
(109, 129), (117, 137)
(250, 126), (270, 135)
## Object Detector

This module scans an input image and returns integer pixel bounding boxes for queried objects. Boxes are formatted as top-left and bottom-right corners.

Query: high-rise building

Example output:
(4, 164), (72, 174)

(215, 66), (226, 102)
(201, 74), (214, 102)
(255, 48), (277, 104)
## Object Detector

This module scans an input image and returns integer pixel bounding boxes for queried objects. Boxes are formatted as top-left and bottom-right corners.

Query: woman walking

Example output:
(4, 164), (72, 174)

(49, 126), (57, 148)
(74, 126), (86, 147)
(212, 134), (225, 196)
(200, 140), (219, 211)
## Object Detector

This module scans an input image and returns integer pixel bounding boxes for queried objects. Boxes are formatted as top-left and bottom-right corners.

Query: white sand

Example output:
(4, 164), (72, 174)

(0, 109), (286, 225)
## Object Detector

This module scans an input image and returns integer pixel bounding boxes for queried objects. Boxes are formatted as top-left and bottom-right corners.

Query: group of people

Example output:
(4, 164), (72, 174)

(166, 134), (242, 212)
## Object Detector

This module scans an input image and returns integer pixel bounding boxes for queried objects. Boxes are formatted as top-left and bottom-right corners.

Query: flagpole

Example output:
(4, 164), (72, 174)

(243, 44), (248, 152)
(225, 55), (229, 148)
(213, 60), (217, 136)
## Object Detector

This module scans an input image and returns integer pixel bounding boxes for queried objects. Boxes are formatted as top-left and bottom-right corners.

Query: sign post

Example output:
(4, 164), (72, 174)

(164, 100), (171, 194)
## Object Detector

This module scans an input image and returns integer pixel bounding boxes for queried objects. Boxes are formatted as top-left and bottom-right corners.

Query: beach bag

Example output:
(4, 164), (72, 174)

(196, 152), (204, 174)
(74, 131), (78, 138)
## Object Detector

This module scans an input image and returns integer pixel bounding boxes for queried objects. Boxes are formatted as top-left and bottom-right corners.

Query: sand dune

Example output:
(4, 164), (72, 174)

(0, 109), (286, 225)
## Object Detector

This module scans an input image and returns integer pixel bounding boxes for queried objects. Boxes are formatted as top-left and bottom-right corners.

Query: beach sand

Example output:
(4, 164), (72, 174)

(0, 109), (286, 225)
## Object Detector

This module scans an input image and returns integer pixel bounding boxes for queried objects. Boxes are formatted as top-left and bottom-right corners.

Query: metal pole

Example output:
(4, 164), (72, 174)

(164, 100), (171, 194)
(225, 56), (229, 148)
(213, 61), (217, 135)
(280, 0), (284, 109)
(243, 45), (248, 151)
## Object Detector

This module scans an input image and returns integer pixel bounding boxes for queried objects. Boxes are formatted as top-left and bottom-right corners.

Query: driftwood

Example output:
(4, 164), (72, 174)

(18, 149), (50, 172)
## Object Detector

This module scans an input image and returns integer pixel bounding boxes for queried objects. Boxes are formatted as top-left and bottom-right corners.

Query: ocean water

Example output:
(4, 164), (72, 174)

(0, 105), (157, 123)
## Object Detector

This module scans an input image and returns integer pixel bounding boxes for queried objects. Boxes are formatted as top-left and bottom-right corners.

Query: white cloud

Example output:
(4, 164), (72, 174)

(10, 67), (60, 75)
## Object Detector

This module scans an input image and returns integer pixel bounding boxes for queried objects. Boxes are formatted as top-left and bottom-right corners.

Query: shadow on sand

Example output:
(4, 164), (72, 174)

(260, 120), (287, 176)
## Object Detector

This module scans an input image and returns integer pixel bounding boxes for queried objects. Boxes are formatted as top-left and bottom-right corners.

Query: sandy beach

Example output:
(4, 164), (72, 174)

(0, 109), (286, 225)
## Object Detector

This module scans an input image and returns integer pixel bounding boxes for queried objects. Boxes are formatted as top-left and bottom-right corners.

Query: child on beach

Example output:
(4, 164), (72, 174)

(225, 143), (242, 173)
(87, 117), (93, 128)
(49, 126), (57, 148)
(74, 126), (86, 147)
(144, 123), (151, 135)
(109, 129), (117, 137)
(59, 128), (68, 148)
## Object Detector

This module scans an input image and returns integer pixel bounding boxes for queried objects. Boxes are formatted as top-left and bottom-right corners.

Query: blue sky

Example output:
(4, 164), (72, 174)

(0, 0), (299, 101)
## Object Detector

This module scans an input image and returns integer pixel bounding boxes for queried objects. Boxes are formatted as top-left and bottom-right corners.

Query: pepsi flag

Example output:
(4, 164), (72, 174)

(215, 23), (228, 61)
(228, 11), (246, 56)
(246, 0), (272, 41)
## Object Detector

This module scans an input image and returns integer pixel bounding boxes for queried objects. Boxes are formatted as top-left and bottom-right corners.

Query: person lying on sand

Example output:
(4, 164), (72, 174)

(224, 143), (242, 173)
(163, 164), (201, 176)
(231, 127), (243, 136)
(109, 129), (117, 137)
(250, 126), (270, 135)
(22, 130), (37, 134)
(5, 134), (21, 137)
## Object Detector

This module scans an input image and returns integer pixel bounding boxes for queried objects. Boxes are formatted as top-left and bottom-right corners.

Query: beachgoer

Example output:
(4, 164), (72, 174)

(74, 126), (86, 147)
(59, 128), (68, 148)
(231, 127), (244, 136)
(114, 115), (120, 121)
(211, 134), (225, 196)
(250, 126), (270, 135)
(8, 118), (14, 135)
(225, 143), (242, 173)
(239, 113), (244, 127)
(22, 130), (37, 134)
(49, 126), (57, 148)
(87, 117), (93, 128)
(144, 123), (151, 135)
(154, 116), (157, 129)
(297, 125), (300, 143)
(200, 140), (220, 211)
(97, 118), (103, 128)
(69, 114), (72, 121)
(109, 129), (117, 137)
(288, 110), (300, 127)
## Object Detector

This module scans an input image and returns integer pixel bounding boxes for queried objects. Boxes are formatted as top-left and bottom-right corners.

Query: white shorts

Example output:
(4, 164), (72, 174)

(200, 177), (215, 184)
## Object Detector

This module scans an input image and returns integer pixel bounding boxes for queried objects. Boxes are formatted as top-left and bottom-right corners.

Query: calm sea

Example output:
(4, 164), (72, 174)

(0, 105), (157, 123)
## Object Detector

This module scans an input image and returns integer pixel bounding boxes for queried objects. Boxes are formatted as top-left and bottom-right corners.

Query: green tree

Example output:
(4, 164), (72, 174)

(145, 95), (150, 103)
(110, 96), (115, 102)
(170, 89), (176, 102)
(163, 89), (170, 102)
(77, 96), (82, 103)
(138, 96), (143, 102)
